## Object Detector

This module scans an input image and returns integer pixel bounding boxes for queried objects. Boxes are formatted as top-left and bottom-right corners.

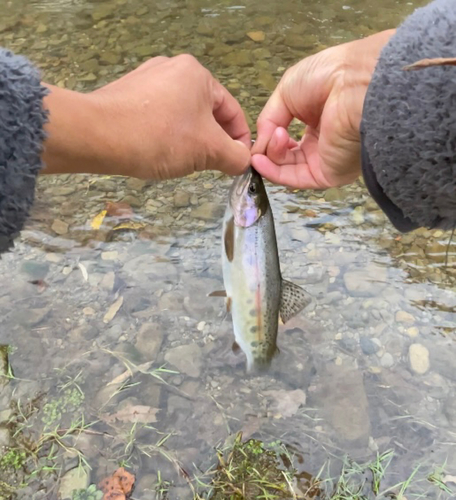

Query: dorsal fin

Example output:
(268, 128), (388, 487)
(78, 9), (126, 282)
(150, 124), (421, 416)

(279, 280), (311, 324)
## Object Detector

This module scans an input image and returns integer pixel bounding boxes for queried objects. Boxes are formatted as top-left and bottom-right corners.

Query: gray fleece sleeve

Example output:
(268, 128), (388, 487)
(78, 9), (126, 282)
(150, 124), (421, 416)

(360, 0), (456, 232)
(0, 48), (48, 253)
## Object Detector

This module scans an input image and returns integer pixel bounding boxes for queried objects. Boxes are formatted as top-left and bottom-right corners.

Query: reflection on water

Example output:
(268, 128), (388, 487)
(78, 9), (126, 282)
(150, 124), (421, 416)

(1, 0), (456, 498)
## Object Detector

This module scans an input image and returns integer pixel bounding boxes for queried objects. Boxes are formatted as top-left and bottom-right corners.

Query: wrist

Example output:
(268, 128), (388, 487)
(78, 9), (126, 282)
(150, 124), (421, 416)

(41, 84), (128, 177)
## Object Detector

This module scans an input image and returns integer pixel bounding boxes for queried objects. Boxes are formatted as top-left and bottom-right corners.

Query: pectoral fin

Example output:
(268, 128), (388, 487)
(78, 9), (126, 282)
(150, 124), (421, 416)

(208, 290), (227, 297)
(279, 280), (311, 324)
(224, 216), (235, 262)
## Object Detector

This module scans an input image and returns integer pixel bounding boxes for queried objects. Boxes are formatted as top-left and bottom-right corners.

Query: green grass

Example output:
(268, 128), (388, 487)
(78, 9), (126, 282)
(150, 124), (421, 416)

(167, 434), (456, 500)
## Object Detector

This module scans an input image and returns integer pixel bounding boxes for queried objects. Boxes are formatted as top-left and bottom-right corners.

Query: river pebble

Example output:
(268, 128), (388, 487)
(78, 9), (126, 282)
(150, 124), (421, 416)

(409, 343), (430, 374)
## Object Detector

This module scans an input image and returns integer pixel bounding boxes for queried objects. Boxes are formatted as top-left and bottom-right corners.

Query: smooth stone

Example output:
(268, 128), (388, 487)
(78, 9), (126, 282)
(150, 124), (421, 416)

(409, 343), (430, 375)
(126, 178), (147, 191)
(134, 45), (156, 57)
(22, 307), (50, 327)
(312, 366), (371, 447)
(431, 347), (456, 381)
(360, 337), (380, 355)
(174, 191), (191, 208)
(20, 261), (49, 279)
(284, 33), (317, 50)
(51, 219), (69, 235)
(164, 344), (202, 378)
(121, 195), (142, 208)
(343, 263), (387, 297)
(100, 271), (115, 291)
(247, 30), (265, 42)
(0, 427), (10, 447)
(58, 467), (90, 499)
(79, 58), (99, 72)
(257, 72), (276, 91)
(380, 352), (394, 368)
(135, 323), (164, 361)
(101, 251), (118, 261)
(91, 5), (116, 21)
(253, 47), (271, 59)
(324, 187), (346, 202)
(406, 327), (419, 338)
(221, 51), (251, 67)
(395, 310), (415, 324)
(190, 202), (224, 221)
(351, 206), (365, 225)
(100, 51), (122, 65)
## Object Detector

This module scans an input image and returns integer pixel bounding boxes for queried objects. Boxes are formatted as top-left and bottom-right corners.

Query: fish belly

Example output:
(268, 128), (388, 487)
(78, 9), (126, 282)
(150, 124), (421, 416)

(222, 206), (281, 371)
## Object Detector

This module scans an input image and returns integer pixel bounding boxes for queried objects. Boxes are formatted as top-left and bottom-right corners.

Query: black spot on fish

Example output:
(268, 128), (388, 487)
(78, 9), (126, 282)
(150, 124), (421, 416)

(224, 216), (235, 262)
(251, 341), (259, 347)
(249, 309), (256, 317)
(250, 326), (258, 333)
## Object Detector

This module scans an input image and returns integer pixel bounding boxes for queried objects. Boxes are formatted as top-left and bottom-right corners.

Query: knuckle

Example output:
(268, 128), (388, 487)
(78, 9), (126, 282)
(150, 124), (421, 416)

(175, 53), (198, 67)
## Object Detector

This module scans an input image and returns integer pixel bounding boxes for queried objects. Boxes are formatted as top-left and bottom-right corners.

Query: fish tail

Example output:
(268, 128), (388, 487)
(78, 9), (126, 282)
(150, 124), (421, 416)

(247, 356), (273, 374)
(247, 347), (280, 373)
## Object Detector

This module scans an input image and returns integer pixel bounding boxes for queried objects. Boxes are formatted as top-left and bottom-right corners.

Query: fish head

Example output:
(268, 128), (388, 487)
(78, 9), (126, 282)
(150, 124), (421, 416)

(229, 166), (269, 228)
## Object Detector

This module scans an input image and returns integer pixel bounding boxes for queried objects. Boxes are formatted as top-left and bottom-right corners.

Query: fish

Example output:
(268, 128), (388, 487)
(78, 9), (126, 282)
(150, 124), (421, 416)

(210, 166), (311, 372)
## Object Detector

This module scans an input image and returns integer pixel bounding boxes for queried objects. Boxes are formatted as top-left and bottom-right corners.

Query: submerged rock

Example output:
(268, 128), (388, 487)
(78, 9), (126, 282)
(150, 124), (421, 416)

(343, 263), (387, 297)
(174, 190), (191, 208)
(360, 337), (380, 355)
(190, 202), (224, 221)
(409, 343), (430, 374)
(395, 310), (415, 324)
(135, 323), (164, 361)
(311, 366), (371, 448)
(164, 343), (202, 378)
(58, 467), (90, 499)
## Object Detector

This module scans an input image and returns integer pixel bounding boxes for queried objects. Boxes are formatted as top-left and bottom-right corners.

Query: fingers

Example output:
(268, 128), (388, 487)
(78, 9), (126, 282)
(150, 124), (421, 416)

(212, 79), (251, 148)
(265, 127), (300, 165)
(252, 87), (294, 155)
(209, 124), (251, 176)
(251, 129), (329, 190)
(251, 154), (320, 189)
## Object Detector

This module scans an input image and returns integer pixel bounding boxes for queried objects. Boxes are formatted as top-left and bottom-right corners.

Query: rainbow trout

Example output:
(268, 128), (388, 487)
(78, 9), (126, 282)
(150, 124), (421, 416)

(211, 166), (311, 372)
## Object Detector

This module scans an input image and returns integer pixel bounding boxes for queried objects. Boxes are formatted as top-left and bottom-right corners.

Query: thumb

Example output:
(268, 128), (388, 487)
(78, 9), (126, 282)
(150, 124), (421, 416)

(208, 126), (251, 176)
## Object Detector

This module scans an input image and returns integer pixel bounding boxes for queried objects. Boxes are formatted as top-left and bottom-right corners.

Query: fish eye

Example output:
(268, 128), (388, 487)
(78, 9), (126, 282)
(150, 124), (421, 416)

(248, 183), (256, 194)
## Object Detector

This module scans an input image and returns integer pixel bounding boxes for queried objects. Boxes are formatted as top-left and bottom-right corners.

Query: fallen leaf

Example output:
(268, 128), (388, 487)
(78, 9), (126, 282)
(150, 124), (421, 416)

(247, 30), (265, 42)
(106, 202), (134, 219)
(107, 361), (154, 386)
(404, 57), (456, 71)
(103, 296), (123, 323)
(91, 209), (107, 230)
(263, 389), (306, 418)
(78, 263), (89, 282)
(99, 467), (135, 500)
(102, 404), (158, 424)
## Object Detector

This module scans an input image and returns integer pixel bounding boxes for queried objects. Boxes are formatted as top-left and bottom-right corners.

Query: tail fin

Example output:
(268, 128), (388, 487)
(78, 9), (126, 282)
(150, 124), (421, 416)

(246, 348), (279, 374)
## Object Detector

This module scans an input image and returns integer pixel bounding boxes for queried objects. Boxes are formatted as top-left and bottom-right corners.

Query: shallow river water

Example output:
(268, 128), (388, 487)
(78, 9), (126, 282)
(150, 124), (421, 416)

(2, 0), (456, 499)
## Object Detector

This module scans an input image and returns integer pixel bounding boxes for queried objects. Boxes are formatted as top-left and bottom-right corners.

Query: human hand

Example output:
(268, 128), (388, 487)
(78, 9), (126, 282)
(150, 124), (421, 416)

(251, 30), (395, 189)
(42, 55), (251, 179)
